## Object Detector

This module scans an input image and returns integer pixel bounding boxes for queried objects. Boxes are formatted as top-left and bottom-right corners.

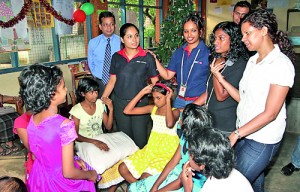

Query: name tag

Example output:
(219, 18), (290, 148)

(178, 84), (187, 97)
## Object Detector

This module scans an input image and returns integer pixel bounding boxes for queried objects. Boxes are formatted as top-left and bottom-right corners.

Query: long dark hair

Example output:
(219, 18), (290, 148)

(209, 21), (249, 63)
(242, 8), (295, 63)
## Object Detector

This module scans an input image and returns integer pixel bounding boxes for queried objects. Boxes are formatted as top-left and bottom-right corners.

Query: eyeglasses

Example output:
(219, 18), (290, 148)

(101, 23), (115, 27)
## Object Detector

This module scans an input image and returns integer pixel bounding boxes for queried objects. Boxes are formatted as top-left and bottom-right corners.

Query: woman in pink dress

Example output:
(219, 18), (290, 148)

(19, 64), (97, 192)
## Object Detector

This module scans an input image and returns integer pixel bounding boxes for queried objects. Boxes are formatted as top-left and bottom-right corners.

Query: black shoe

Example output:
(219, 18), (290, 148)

(281, 163), (300, 176)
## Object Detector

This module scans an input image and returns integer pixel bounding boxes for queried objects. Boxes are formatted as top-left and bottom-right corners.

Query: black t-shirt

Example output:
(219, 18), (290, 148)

(206, 57), (247, 132)
(110, 50), (158, 100)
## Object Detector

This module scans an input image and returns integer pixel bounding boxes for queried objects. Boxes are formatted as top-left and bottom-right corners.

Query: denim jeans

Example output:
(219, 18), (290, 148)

(173, 97), (194, 108)
(234, 138), (281, 192)
(292, 136), (300, 168)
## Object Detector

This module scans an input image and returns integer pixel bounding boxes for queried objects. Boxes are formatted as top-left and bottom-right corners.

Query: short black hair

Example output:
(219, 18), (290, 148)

(181, 103), (213, 138)
(76, 77), (99, 103)
(234, 1), (251, 11)
(99, 11), (115, 24)
(0, 176), (28, 192)
(18, 64), (63, 114)
(188, 128), (235, 179)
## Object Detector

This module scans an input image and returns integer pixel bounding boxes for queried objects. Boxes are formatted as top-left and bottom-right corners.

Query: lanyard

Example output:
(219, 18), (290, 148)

(205, 63), (228, 109)
(180, 49), (200, 86)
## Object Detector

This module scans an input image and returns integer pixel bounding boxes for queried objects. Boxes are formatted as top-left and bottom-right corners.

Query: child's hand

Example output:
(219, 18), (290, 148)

(180, 161), (194, 191)
(166, 86), (173, 100)
(141, 84), (153, 95)
(75, 159), (87, 171)
(102, 97), (113, 111)
(88, 170), (98, 183)
(92, 140), (110, 151)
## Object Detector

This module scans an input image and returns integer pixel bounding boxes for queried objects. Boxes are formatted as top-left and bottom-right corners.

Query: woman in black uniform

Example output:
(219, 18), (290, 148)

(101, 23), (159, 148)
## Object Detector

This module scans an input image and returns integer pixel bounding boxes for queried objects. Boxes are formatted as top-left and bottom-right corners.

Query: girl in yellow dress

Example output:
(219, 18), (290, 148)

(118, 82), (180, 184)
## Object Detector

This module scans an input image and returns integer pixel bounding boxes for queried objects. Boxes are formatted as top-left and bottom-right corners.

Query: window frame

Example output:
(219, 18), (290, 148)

(0, 0), (164, 74)
(108, 0), (163, 49)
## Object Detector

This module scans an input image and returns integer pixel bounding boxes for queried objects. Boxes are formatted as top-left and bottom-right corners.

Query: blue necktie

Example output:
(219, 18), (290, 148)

(102, 38), (111, 85)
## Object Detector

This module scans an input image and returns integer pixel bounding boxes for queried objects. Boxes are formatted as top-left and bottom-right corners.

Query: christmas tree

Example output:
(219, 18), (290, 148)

(155, 0), (194, 66)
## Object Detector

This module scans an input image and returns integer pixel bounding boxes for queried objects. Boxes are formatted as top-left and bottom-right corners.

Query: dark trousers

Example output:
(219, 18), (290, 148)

(113, 93), (149, 149)
(95, 78), (106, 98)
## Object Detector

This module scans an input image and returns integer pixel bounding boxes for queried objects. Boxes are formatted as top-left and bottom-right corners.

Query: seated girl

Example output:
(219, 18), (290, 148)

(70, 77), (140, 192)
(69, 77), (113, 151)
(129, 103), (212, 192)
(118, 82), (180, 183)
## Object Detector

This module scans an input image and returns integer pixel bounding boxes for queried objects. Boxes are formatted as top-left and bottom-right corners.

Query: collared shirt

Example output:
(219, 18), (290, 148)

(110, 47), (159, 100)
(237, 44), (295, 144)
(167, 40), (210, 97)
(88, 34), (121, 79)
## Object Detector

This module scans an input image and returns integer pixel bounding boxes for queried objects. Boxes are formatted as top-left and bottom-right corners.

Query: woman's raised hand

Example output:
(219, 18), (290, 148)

(210, 58), (225, 81)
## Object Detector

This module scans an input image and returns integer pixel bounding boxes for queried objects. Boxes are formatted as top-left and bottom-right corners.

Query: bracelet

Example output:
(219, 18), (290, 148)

(234, 130), (241, 139)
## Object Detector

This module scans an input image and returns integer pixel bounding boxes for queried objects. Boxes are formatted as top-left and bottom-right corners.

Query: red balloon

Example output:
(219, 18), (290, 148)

(73, 9), (86, 23)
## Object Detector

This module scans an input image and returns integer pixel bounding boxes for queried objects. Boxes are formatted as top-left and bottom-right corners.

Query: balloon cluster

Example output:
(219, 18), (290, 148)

(73, 2), (95, 23)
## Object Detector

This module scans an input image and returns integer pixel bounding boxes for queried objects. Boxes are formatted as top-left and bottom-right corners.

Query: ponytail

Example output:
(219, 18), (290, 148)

(275, 30), (295, 63)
